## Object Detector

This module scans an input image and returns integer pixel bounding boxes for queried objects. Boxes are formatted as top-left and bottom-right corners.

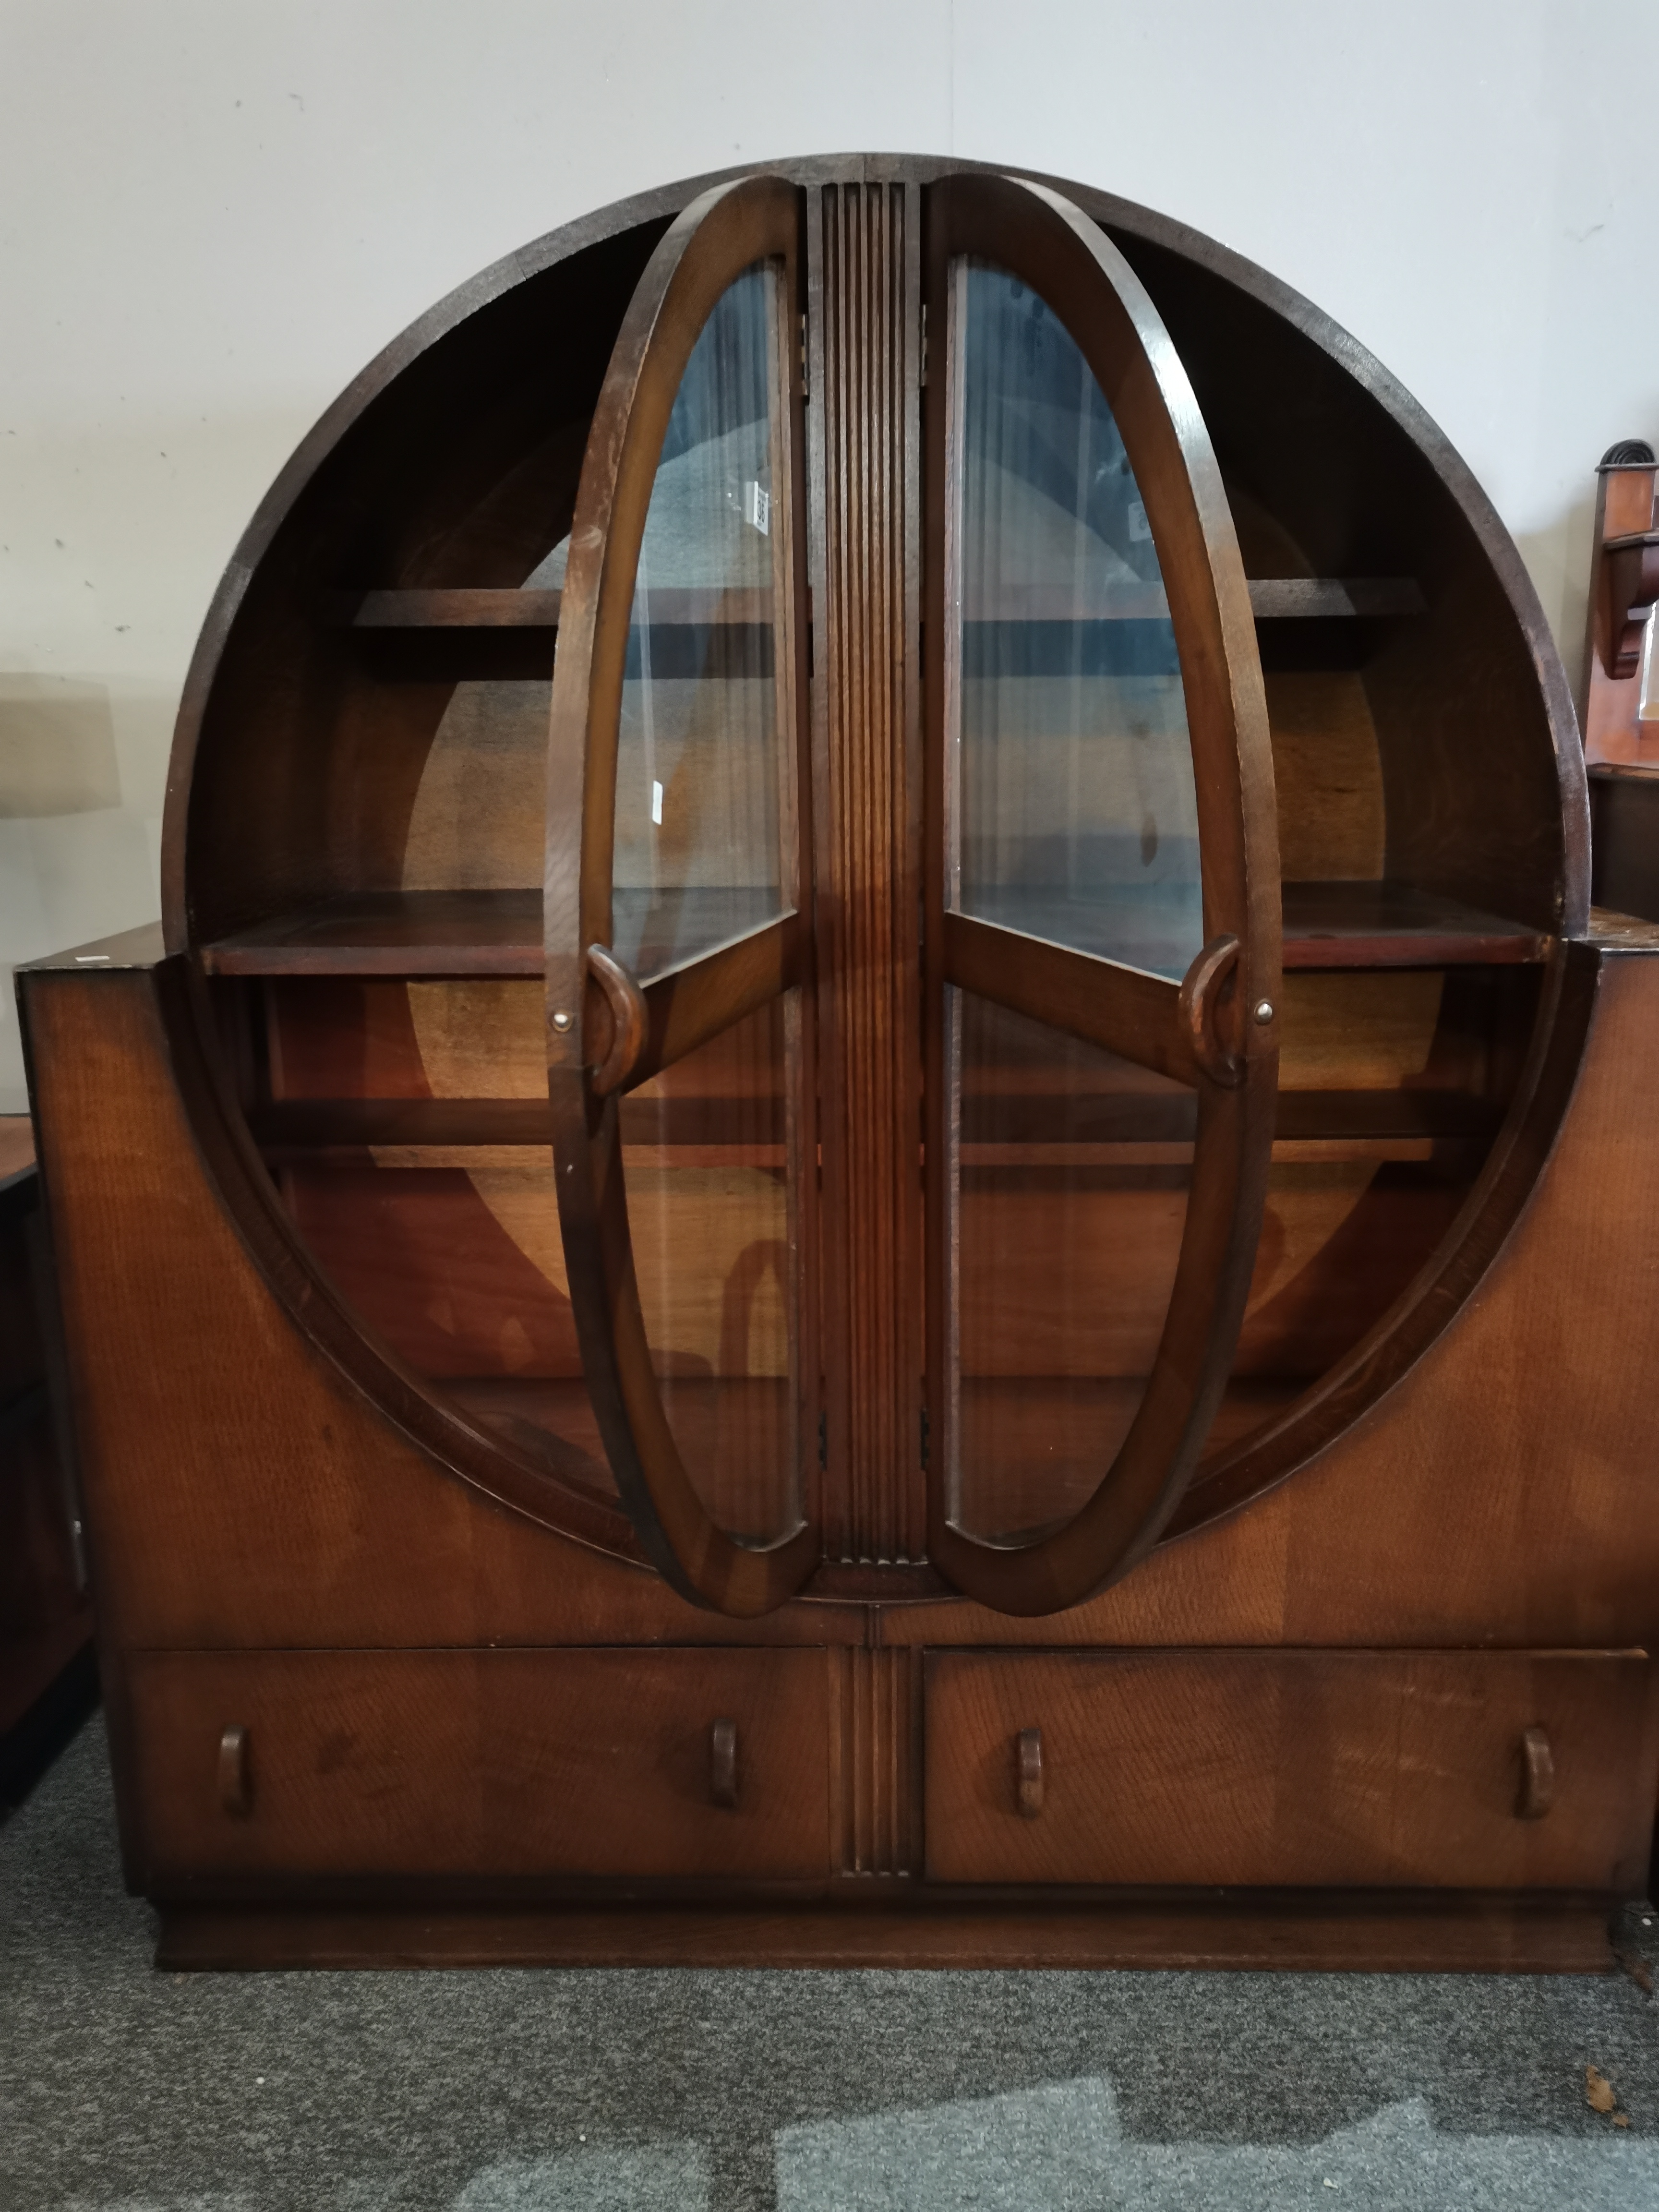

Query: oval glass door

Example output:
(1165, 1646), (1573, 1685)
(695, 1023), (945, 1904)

(923, 174), (1282, 1614)
(547, 176), (818, 1616)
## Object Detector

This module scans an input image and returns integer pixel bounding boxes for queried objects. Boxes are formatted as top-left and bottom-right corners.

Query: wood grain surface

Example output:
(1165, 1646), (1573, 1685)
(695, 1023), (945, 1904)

(129, 1647), (830, 1884)
(153, 1896), (1620, 1974)
(811, 178), (926, 1567)
(924, 1648), (1659, 1889)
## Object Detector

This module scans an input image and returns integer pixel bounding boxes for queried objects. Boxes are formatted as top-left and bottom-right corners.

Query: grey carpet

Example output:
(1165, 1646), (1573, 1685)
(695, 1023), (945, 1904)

(2, 1715), (1658, 2210)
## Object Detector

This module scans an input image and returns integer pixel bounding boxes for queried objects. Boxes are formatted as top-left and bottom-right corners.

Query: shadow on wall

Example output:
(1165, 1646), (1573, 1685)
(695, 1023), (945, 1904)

(0, 678), (123, 817)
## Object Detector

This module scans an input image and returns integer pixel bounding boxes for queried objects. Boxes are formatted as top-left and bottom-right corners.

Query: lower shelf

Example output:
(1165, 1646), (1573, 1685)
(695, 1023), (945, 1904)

(154, 1895), (1623, 1975)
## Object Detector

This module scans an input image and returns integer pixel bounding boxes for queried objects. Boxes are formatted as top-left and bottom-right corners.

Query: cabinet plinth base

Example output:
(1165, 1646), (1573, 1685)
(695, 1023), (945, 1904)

(154, 1897), (1621, 1975)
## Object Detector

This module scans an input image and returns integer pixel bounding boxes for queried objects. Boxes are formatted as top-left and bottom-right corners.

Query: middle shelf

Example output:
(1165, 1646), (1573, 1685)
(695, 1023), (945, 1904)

(203, 881), (1552, 980)
(248, 1087), (1496, 1158)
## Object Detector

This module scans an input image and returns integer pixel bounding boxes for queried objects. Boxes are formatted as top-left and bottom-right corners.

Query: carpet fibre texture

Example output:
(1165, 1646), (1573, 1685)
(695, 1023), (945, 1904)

(3, 1716), (1659, 2209)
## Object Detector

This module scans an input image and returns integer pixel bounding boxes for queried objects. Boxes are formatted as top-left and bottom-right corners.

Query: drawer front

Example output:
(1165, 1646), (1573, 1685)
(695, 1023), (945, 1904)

(129, 1647), (829, 1883)
(925, 1649), (1659, 1889)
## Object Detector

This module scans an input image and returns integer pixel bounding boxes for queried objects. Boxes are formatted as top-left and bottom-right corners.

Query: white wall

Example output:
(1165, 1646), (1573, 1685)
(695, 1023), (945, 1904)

(1, 0), (1654, 1110)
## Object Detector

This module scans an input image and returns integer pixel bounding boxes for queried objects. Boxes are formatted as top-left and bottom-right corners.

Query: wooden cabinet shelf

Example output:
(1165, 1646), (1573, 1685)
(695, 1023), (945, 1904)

(333, 577), (1423, 631)
(201, 890), (544, 977)
(340, 589), (564, 630)
(249, 1085), (1494, 1157)
(1280, 881), (1549, 968)
(204, 879), (1547, 979)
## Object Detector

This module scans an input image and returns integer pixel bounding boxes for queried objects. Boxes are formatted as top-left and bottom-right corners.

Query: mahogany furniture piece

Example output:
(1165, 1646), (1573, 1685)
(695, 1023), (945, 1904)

(21, 157), (1659, 1971)
(0, 1118), (92, 1803)
(1581, 440), (1659, 917)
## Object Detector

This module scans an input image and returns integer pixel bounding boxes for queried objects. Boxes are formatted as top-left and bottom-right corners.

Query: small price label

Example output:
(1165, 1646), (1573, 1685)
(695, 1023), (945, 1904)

(1127, 499), (1151, 544)
(745, 481), (771, 536)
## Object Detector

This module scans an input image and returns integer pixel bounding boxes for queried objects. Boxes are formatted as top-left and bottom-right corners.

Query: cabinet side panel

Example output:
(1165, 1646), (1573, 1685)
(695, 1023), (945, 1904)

(882, 948), (1659, 1650)
(20, 968), (847, 1653)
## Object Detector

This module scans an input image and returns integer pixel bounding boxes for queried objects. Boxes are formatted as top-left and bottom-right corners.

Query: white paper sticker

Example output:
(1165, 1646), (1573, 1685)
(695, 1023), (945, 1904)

(1127, 498), (1151, 543)
(745, 481), (770, 536)
(651, 779), (664, 826)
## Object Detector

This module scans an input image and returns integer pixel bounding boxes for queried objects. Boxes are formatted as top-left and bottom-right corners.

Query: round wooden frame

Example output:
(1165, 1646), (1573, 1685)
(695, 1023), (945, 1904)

(922, 174), (1283, 1614)
(155, 156), (1587, 1611)
(545, 173), (820, 1616)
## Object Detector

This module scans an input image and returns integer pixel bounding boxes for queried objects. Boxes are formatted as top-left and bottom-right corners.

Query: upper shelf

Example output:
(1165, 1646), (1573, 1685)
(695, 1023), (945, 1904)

(334, 577), (1425, 632)
(200, 880), (1550, 980)
(331, 577), (1427, 681)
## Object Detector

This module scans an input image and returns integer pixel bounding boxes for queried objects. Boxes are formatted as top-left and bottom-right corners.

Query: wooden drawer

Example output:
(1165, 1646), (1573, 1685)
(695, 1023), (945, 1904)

(924, 1649), (1659, 1889)
(128, 1647), (829, 1884)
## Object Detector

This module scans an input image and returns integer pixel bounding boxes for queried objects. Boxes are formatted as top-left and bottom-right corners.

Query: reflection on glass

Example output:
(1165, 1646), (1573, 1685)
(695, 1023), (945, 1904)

(950, 261), (1203, 982)
(622, 997), (800, 1544)
(609, 262), (789, 980)
(946, 988), (1191, 1541)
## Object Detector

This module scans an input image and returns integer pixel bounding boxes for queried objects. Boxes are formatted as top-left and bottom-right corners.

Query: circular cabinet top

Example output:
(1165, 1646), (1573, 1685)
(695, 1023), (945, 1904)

(160, 156), (1591, 1611)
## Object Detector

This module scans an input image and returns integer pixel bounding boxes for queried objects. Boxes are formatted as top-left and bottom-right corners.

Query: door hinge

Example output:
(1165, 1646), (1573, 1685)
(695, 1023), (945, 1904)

(920, 1406), (930, 1468)
(818, 1410), (828, 1471)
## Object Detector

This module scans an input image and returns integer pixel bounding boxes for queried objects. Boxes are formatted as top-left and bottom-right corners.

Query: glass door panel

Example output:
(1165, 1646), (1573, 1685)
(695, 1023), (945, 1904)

(620, 996), (800, 1546)
(946, 989), (1191, 1542)
(546, 174), (818, 1617)
(925, 172), (1281, 1615)
(614, 265), (791, 979)
(951, 263), (1203, 981)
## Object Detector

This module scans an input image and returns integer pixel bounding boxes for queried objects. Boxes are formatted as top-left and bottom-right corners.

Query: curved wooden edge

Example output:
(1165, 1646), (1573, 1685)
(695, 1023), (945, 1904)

(550, 1071), (817, 1617)
(154, 957), (646, 1566)
(167, 153), (1581, 963)
(923, 172), (1280, 1617)
(929, 170), (1282, 1051)
(1041, 172), (1589, 945)
(930, 1053), (1277, 1616)
(545, 176), (817, 1618)
(544, 171), (803, 1073)
(1165, 940), (1595, 1540)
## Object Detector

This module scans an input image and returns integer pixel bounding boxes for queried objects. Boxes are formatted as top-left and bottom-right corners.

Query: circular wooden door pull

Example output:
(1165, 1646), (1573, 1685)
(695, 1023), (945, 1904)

(1015, 1726), (1044, 1818)
(586, 945), (647, 1096)
(1177, 934), (1243, 1087)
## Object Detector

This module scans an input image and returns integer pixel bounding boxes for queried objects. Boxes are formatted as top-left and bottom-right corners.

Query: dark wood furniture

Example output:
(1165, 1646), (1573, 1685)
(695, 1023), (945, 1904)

(21, 157), (1659, 1970)
(1582, 440), (1659, 916)
(0, 1118), (93, 1803)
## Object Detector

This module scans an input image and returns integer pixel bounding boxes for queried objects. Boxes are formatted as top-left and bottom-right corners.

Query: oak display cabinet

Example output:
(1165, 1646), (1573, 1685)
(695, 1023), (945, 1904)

(22, 157), (1659, 1971)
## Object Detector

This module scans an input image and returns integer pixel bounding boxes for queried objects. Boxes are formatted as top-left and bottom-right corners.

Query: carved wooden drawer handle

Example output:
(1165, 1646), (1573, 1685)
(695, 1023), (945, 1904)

(218, 1723), (252, 1818)
(710, 1717), (738, 1809)
(1519, 1725), (1555, 1820)
(1016, 1726), (1044, 1818)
